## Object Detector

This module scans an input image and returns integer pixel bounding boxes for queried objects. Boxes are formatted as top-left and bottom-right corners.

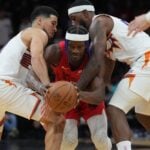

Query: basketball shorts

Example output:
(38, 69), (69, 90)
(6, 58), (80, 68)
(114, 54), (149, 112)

(0, 79), (43, 121)
(109, 77), (150, 115)
(65, 101), (105, 121)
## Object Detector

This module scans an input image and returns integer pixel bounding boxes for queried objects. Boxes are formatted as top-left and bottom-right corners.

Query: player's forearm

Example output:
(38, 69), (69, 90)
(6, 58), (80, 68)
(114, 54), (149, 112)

(26, 73), (46, 95)
(79, 90), (104, 105)
(31, 57), (50, 86)
(77, 56), (99, 90)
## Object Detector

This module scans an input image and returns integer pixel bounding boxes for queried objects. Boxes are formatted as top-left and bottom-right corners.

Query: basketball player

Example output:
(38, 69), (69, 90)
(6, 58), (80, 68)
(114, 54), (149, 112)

(44, 25), (112, 150)
(128, 11), (150, 36)
(68, 0), (150, 149)
(0, 6), (65, 150)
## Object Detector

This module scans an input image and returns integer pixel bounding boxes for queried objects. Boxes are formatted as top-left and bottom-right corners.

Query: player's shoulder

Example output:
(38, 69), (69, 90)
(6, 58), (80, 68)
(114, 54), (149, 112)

(20, 27), (48, 48)
(93, 14), (113, 22)
(22, 27), (48, 39)
(45, 42), (61, 57)
(90, 14), (113, 34)
(45, 42), (62, 66)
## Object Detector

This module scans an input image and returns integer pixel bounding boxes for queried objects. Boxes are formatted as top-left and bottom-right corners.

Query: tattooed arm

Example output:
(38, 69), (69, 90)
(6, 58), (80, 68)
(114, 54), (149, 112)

(77, 16), (113, 90)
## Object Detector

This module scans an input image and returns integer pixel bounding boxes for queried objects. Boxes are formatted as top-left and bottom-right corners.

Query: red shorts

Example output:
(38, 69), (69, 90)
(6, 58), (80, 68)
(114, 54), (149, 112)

(65, 101), (105, 121)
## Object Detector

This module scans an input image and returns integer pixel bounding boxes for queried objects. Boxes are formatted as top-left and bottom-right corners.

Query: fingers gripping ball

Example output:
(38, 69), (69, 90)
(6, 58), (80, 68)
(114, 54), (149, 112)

(45, 81), (78, 113)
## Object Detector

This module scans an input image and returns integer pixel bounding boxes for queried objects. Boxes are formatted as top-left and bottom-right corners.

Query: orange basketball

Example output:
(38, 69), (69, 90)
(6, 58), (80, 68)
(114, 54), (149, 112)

(45, 81), (78, 113)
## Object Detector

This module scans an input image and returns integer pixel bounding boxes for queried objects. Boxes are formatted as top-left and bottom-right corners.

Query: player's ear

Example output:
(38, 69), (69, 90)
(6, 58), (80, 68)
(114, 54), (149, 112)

(36, 16), (43, 25)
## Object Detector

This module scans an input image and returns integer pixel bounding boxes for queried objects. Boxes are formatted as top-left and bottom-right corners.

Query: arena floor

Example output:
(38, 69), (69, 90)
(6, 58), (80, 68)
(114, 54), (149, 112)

(0, 138), (150, 150)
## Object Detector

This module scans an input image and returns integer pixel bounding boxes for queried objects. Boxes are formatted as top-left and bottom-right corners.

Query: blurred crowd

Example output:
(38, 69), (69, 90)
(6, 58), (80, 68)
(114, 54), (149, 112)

(0, 0), (150, 142)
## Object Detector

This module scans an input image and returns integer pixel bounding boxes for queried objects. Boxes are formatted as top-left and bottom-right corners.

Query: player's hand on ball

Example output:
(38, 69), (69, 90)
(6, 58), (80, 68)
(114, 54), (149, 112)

(44, 81), (79, 113)
(71, 82), (80, 107)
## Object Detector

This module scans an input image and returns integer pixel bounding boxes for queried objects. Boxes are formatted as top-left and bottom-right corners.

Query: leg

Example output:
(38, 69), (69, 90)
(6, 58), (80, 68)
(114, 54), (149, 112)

(38, 103), (65, 150)
(45, 115), (65, 150)
(87, 110), (112, 150)
(136, 113), (150, 131)
(107, 105), (132, 142)
(60, 119), (78, 150)
(108, 78), (143, 150)
(0, 79), (65, 149)
(135, 100), (150, 131)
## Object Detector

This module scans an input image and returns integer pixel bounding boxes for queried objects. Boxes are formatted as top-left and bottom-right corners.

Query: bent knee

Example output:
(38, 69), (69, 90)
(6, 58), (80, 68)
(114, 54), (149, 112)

(91, 133), (112, 150)
(61, 135), (78, 150)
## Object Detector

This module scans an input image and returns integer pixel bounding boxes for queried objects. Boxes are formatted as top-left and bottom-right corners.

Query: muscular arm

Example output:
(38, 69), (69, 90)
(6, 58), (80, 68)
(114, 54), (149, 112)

(77, 16), (112, 90)
(30, 30), (50, 86)
(79, 76), (105, 105)
(79, 57), (115, 105)
(128, 11), (150, 36)
(26, 43), (61, 94)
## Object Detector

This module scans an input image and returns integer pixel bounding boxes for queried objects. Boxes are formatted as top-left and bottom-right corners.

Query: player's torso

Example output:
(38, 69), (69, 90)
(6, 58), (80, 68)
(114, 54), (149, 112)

(52, 41), (88, 82)
(0, 32), (31, 84)
(95, 14), (150, 65)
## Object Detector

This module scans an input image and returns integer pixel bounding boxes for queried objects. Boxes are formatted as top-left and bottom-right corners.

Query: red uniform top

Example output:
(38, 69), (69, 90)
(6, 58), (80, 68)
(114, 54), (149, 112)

(52, 41), (88, 82)
(52, 41), (105, 121)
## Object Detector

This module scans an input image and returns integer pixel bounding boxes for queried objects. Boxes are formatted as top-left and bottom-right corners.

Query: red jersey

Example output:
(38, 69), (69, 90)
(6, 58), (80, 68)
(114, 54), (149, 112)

(51, 40), (105, 121)
(52, 41), (88, 82)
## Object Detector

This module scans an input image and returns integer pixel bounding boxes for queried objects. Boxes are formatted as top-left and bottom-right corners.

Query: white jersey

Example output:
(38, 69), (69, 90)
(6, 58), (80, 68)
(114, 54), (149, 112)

(0, 32), (31, 85)
(0, 31), (48, 124)
(94, 14), (150, 76)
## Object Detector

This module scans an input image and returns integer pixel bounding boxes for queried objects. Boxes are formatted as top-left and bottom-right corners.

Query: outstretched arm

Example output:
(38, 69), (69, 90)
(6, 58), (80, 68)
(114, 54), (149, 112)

(128, 11), (150, 36)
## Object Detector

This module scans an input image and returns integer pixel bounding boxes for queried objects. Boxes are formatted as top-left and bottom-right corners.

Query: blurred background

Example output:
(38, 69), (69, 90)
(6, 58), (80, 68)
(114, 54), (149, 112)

(0, 0), (150, 149)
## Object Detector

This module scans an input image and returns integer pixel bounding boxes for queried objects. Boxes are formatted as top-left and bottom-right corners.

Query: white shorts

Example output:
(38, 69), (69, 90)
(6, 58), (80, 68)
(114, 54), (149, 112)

(0, 79), (44, 121)
(109, 77), (150, 115)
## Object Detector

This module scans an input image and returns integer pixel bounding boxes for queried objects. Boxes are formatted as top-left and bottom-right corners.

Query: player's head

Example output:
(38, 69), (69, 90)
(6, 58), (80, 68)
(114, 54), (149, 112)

(68, 0), (95, 29)
(30, 6), (58, 39)
(65, 25), (89, 68)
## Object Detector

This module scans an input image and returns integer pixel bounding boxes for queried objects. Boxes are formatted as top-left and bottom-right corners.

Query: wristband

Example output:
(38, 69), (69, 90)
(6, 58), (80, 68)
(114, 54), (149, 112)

(145, 11), (150, 23)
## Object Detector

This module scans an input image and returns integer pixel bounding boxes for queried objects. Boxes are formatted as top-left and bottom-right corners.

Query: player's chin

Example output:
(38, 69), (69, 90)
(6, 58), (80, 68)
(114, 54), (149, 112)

(49, 33), (55, 39)
(72, 56), (81, 61)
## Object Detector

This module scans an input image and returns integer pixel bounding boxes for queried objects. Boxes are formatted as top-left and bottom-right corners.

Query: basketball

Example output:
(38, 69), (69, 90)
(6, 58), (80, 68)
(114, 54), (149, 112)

(45, 81), (78, 113)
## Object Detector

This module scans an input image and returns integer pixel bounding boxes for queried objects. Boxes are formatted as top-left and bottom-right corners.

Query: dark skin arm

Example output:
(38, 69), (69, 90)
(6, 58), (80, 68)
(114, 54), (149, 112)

(77, 16), (113, 90)
(79, 56), (115, 105)
(44, 43), (61, 67)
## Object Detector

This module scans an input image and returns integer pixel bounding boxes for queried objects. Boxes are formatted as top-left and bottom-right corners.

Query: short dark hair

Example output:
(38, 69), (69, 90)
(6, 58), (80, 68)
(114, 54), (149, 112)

(69, 0), (93, 8)
(67, 25), (88, 35)
(30, 6), (58, 22)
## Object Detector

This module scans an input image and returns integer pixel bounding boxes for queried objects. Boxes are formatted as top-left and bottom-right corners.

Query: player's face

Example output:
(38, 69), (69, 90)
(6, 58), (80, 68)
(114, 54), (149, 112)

(67, 41), (86, 65)
(42, 15), (58, 39)
(69, 12), (87, 28)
